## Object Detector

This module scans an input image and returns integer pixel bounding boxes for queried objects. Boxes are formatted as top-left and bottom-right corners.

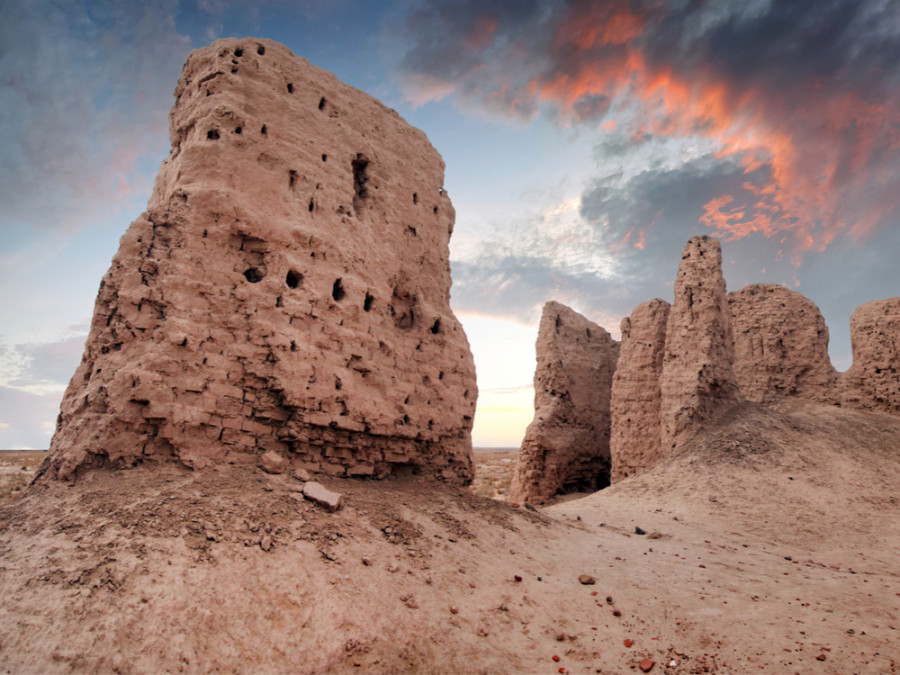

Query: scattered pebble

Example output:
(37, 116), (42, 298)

(624, 639), (634, 647)
(639, 657), (655, 672)
(579, 574), (596, 585)
(635, 527), (647, 535)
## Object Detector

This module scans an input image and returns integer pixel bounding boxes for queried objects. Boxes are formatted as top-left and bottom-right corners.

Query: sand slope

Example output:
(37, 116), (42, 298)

(1, 400), (898, 673)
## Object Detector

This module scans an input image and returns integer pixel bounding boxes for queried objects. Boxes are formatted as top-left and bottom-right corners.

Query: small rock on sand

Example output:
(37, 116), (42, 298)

(639, 657), (655, 672)
(302, 481), (343, 511)
(259, 451), (288, 474)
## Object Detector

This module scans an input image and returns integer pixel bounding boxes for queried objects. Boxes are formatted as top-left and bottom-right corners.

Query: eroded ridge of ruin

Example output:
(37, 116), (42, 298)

(41, 38), (477, 482)
(842, 298), (900, 413)
(509, 302), (619, 504)
(729, 284), (839, 405)
(542, 236), (900, 487)
(659, 236), (744, 454)
(609, 299), (670, 483)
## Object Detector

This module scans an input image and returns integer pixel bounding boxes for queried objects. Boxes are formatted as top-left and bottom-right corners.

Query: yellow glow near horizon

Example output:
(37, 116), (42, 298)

(456, 312), (538, 448)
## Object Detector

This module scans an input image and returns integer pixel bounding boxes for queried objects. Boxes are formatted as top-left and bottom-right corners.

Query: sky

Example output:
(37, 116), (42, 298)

(1, 0), (899, 449)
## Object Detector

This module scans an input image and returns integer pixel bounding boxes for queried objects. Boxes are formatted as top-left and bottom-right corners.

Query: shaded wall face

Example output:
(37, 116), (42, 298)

(842, 298), (900, 413)
(43, 38), (477, 482)
(509, 301), (619, 504)
(728, 284), (839, 405)
(609, 298), (670, 483)
(659, 236), (742, 455)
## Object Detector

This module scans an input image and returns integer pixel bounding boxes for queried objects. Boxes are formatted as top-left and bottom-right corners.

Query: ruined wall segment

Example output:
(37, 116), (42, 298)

(728, 284), (839, 405)
(659, 236), (743, 453)
(842, 298), (900, 413)
(609, 299), (670, 483)
(509, 302), (619, 504)
(42, 38), (477, 482)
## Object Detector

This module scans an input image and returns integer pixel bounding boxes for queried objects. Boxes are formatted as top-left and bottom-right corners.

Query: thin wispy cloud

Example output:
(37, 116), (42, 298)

(0, 0), (190, 231)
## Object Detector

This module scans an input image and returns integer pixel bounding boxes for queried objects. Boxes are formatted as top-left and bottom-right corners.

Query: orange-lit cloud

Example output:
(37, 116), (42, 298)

(528, 3), (900, 260)
(398, 1), (900, 263)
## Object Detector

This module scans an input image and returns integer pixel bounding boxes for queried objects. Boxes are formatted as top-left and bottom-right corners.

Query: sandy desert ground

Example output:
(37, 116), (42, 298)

(469, 448), (518, 501)
(0, 451), (45, 506)
(0, 400), (898, 673)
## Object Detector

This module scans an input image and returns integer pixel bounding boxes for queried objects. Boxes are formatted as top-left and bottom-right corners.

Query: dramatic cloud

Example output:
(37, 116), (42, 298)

(395, 0), (900, 261)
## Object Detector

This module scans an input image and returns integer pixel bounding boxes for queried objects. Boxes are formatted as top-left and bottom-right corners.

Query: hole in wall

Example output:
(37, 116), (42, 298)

(413, 192), (418, 204)
(244, 267), (265, 283)
(438, 371), (444, 380)
(261, 124), (267, 135)
(334, 376), (342, 390)
(332, 278), (345, 301)
(234, 126), (242, 134)
(364, 292), (374, 312)
(318, 96), (326, 110)
(289, 170), (297, 189)
(207, 129), (220, 140)
(430, 318), (441, 334)
(286, 270), (302, 288)
(407, 226), (417, 236)
(276, 295), (283, 307)
(308, 198), (314, 212)
(231, 67), (238, 74)
(287, 83), (294, 93)
(322, 154), (327, 162)
(257, 44), (265, 55)
(352, 154), (370, 215)
(433, 206), (438, 215)
(234, 47), (244, 57)
(290, 341), (298, 352)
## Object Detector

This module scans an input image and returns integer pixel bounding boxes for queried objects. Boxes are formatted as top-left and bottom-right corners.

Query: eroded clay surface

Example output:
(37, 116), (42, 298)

(42, 38), (477, 482)
(510, 302), (619, 503)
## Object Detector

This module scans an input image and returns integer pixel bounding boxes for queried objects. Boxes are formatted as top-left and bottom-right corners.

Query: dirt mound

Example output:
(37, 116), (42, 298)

(2, 400), (898, 673)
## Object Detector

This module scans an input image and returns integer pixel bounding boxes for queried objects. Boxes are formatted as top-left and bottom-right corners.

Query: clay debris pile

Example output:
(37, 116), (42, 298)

(40, 38), (477, 483)
(509, 302), (619, 504)
(513, 235), (900, 501)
